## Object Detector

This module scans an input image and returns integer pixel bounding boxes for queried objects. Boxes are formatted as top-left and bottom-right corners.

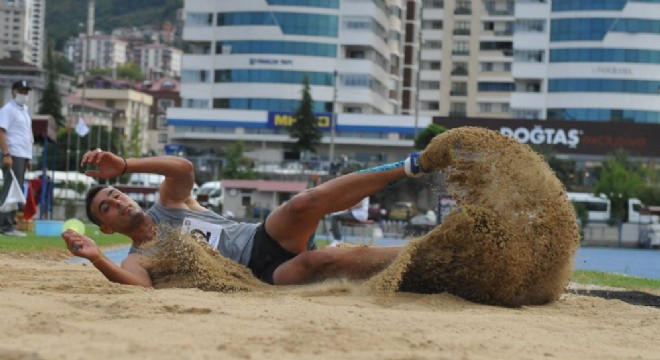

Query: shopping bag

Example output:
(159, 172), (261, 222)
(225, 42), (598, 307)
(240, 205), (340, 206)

(0, 170), (27, 213)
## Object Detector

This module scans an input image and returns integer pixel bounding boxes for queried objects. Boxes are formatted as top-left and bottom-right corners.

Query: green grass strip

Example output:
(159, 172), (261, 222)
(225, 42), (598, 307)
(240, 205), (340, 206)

(0, 224), (131, 252)
(572, 270), (660, 291)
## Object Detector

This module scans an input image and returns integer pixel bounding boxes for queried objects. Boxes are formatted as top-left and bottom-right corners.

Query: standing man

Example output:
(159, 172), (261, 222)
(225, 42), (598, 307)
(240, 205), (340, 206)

(329, 196), (369, 246)
(0, 80), (34, 237)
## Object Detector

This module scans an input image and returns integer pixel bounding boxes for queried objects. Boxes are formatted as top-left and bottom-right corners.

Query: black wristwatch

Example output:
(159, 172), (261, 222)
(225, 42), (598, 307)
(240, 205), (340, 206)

(3, 153), (10, 158)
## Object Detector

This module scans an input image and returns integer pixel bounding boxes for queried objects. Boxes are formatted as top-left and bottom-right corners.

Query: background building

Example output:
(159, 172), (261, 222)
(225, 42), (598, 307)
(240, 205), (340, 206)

(64, 34), (128, 73)
(0, 0), (45, 67)
(134, 44), (182, 80)
(512, 0), (660, 124)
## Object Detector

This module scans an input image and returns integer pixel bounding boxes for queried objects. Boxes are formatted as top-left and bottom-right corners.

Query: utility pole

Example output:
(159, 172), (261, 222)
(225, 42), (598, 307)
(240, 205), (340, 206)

(413, 1), (423, 141)
(329, 70), (338, 166)
(77, 1), (93, 174)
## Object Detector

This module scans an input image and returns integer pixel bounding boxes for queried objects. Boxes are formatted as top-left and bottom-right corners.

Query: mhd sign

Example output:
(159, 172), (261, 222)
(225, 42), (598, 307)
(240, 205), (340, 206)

(267, 112), (333, 130)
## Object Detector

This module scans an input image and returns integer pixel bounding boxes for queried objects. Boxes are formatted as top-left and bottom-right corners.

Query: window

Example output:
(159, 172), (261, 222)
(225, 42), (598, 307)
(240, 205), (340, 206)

(187, 12), (213, 26)
(450, 102), (466, 116)
(479, 103), (492, 113)
(421, 61), (441, 70)
(422, 40), (442, 49)
(453, 41), (469, 55)
(516, 19), (545, 32)
(451, 62), (468, 75)
(420, 81), (440, 90)
(450, 81), (467, 96)
(453, 21), (470, 35)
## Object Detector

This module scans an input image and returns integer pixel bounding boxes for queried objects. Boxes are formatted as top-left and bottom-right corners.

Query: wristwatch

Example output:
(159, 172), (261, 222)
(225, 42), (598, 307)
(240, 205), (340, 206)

(3, 153), (10, 157)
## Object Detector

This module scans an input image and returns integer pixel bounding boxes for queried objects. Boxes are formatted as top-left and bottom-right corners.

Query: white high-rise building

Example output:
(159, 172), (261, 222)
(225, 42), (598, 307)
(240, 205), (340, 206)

(64, 35), (128, 74)
(134, 44), (182, 80)
(178, 0), (404, 115)
(0, 0), (45, 67)
(166, 0), (427, 166)
(512, 0), (660, 124)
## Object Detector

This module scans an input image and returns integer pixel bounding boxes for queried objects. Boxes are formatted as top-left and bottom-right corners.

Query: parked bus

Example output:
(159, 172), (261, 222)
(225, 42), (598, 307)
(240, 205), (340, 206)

(566, 192), (611, 222)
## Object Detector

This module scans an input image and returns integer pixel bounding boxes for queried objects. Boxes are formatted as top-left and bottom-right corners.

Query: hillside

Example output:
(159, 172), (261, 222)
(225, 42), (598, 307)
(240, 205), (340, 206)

(46, 0), (183, 49)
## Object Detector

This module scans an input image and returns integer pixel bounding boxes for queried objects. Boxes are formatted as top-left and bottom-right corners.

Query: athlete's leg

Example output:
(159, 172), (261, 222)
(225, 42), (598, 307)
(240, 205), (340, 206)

(265, 166), (406, 254)
(272, 245), (403, 285)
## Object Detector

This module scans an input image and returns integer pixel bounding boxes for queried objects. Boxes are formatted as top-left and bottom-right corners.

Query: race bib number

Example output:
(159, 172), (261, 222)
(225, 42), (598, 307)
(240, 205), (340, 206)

(180, 217), (223, 249)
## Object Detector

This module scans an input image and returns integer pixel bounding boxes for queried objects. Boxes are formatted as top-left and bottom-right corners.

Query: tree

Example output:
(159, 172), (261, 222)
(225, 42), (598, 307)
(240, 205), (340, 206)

(52, 53), (75, 77)
(288, 75), (322, 155)
(128, 115), (143, 158)
(221, 142), (257, 180)
(414, 124), (446, 150)
(38, 44), (65, 127)
(89, 63), (145, 81)
(529, 143), (577, 190)
(594, 149), (645, 222)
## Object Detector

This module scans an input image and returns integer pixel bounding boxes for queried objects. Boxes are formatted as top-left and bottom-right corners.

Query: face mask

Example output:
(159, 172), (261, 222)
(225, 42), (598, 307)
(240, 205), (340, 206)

(15, 94), (28, 106)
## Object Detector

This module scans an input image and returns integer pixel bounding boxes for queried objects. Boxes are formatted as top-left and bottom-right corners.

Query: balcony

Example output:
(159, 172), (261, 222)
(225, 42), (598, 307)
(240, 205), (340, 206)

(449, 111), (467, 117)
(452, 29), (471, 36)
(450, 90), (467, 96)
(487, 10), (514, 16)
(450, 67), (468, 76)
(454, 8), (472, 15)
(452, 50), (470, 56)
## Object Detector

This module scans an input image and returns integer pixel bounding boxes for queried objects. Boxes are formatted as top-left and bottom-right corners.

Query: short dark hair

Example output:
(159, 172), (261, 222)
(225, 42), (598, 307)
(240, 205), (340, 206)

(86, 185), (108, 226)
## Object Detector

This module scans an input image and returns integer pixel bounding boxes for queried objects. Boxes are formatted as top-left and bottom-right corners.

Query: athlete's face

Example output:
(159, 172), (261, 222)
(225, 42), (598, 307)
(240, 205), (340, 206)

(91, 187), (145, 234)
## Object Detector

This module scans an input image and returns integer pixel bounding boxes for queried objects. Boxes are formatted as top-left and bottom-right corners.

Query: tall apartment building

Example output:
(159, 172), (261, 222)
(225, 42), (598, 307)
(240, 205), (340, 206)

(134, 44), (182, 80)
(64, 34), (128, 74)
(165, 0), (432, 167)
(512, 0), (660, 124)
(179, 0), (405, 115)
(0, 0), (45, 67)
(405, 0), (514, 118)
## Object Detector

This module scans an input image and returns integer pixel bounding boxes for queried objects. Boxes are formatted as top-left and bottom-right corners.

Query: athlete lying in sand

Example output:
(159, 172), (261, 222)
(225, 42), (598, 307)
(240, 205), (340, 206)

(63, 128), (579, 307)
(62, 148), (427, 287)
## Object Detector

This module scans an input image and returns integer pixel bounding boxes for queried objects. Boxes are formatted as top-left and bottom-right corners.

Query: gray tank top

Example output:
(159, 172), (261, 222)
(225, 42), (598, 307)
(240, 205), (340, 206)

(143, 202), (259, 265)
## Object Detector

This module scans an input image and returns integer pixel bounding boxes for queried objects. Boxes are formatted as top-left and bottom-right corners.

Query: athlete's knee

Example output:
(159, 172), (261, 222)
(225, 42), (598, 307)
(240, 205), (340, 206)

(283, 189), (317, 215)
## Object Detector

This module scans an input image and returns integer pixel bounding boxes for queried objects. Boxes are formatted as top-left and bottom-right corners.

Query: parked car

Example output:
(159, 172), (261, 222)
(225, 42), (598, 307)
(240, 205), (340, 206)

(388, 201), (417, 221)
(368, 203), (388, 221)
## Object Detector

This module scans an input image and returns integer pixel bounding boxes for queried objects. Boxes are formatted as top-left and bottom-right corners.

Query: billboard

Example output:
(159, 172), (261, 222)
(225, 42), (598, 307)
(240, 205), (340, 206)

(434, 117), (660, 157)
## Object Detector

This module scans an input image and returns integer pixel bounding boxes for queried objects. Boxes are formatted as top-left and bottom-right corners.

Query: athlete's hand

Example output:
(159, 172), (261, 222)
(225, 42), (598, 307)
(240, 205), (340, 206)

(61, 229), (102, 261)
(81, 149), (125, 179)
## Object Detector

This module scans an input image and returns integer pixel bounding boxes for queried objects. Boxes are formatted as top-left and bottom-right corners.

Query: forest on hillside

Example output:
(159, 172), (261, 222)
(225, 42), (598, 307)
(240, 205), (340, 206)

(46, 0), (183, 49)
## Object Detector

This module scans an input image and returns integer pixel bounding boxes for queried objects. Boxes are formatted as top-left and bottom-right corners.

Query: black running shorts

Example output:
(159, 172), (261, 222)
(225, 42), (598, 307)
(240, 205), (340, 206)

(247, 224), (297, 284)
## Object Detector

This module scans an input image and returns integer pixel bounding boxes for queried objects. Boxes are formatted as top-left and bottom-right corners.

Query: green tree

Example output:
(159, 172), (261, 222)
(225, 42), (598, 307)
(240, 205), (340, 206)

(594, 149), (645, 222)
(89, 63), (145, 81)
(288, 75), (322, 155)
(128, 115), (143, 158)
(117, 63), (145, 81)
(52, 53), (75, 77)
(530, 143), (577, 190)
(414, 124), (446, 150)
(38, 44), (65, 127)
(221, 142), (257, 180)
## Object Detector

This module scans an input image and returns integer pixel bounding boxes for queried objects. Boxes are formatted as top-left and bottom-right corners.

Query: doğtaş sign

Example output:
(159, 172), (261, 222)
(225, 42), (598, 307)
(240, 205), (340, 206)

(434, 117), (660, 157)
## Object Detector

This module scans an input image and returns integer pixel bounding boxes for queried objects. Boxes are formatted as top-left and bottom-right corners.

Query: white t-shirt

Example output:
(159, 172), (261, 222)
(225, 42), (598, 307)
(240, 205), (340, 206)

(0, 100), (33, 159)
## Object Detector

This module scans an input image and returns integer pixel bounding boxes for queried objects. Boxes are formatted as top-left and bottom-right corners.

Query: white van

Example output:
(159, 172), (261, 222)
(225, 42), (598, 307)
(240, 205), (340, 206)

(197, 181), (223, 210)
(25, 170), (98, 202)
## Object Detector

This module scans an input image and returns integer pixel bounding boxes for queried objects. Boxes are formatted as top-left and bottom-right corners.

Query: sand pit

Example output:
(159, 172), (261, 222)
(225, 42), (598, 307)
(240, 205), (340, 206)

(1, 253), (659, 359)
